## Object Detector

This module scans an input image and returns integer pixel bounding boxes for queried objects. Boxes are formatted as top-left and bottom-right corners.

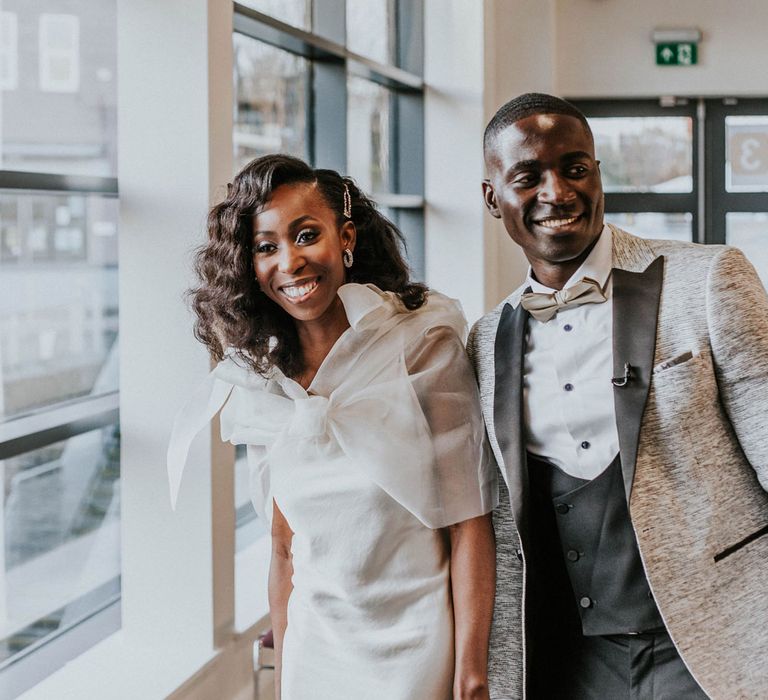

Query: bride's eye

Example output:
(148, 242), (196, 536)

(296, 229), (319, 245)
(254, 241), (277, 254)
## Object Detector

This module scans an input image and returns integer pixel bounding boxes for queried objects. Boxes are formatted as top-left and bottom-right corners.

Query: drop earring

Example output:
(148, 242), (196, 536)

(343, 248), (354, 268)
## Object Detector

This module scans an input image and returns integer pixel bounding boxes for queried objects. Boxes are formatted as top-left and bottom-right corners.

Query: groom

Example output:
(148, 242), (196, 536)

(469, 93), (768, 699)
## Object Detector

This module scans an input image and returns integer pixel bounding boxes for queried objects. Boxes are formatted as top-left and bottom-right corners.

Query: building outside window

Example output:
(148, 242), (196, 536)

(0, 12), (19, 91)
(0, 1), (119, 695)
(38, 14), (80, 94)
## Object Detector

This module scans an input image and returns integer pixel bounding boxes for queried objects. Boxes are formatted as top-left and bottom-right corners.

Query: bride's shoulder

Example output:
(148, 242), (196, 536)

(398, 289), (468, 344)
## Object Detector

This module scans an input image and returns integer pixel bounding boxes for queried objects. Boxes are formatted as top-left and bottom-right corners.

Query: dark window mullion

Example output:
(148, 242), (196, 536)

(706, 97), (768, 245)
(604, 193), (696, 214)
(705, 99), (728, 244)
(719, 193), (768, 212)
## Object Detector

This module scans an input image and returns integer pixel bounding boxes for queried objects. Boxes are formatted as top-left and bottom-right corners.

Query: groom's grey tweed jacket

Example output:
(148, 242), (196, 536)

(468, 226), (768, 700)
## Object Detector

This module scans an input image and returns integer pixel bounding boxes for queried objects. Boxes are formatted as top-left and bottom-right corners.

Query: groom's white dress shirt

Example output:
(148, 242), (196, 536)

(517, 225), (619, 480)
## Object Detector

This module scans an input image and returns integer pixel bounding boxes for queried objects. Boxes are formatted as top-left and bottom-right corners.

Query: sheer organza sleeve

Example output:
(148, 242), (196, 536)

(403, 324), (499, 527)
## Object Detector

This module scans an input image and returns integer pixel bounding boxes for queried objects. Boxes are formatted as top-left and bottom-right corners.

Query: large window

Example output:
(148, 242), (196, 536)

(231, 0), (424, 629)
(0, 1), (119, 694)
(574, 100), (698, 243)
(575, 98), (768, 284)
(710, 99), (768, 287)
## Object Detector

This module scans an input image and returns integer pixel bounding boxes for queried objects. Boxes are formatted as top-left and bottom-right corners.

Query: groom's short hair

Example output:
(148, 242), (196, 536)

(484, 92), (592, 156)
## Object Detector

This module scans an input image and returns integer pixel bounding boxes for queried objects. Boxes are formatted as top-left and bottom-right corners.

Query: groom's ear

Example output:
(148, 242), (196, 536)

(482, 179), (501, 219)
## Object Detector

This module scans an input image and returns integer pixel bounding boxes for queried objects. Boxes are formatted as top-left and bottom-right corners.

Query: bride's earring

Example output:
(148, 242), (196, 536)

(343, 248), (354, 268)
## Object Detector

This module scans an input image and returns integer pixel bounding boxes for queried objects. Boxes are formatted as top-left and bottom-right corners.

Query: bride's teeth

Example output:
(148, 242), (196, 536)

(282, 280), (318, 298)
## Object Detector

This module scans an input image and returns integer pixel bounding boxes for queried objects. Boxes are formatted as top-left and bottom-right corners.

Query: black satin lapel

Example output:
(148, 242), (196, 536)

(612, 256), (664, 500)
(494, 302), (529, 540)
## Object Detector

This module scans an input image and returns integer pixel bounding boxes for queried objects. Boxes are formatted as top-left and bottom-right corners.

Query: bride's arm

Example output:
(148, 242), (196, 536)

(268, 500), (294, 700)
(448, 514), (495, 700)
(405, 324), (497, 697)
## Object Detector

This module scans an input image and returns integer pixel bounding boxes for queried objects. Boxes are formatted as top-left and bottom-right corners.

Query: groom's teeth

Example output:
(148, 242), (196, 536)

(538, 216), (579, 228)
(282, 280), (318, 298)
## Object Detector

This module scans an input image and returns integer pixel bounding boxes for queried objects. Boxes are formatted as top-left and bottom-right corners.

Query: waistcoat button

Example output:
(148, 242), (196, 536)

(555, 503), (570, 515)
(580, 596), (593, 609)
(567, 549), (580, 562)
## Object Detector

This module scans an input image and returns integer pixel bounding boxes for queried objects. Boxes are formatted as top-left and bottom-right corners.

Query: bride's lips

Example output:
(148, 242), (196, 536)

(278, 276), (321, 303)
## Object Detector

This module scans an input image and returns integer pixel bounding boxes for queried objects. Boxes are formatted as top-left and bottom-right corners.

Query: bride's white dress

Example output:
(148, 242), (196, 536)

(168, 284), (497, 699)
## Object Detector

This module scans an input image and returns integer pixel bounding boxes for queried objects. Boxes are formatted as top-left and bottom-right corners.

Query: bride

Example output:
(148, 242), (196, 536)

(169, 154), (497, 699)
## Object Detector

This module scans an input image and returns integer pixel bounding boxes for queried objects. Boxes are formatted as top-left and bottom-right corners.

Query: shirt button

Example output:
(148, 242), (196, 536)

(580, 596), (593, 609)
(555, 503), (570, 515)
(563, 324), (573, 332)
(581, 441), (591, 449)
(567, 550), (580, 562)
(564, 383), (574, 392)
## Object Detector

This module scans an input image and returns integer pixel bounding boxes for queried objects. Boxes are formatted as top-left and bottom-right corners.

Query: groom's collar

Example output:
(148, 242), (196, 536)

(504, 223), (613, 308)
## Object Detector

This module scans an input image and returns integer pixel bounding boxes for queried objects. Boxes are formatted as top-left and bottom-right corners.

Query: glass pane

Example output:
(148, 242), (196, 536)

(726, 212), (768, 287)
(238, 0), (311, 30)
(589, 117), (693, 193)
(0, 192), (119, 421)
(605, 212), (692, 242)
(233, 34), (309, 172)
(346, 0), (392, 65)
(235, 445), (264, 553)
(384, 207), (425, 282)
(234, 445), (269, 631)
(1, 5), (117, 177)
(725, 116), (768, 192)
(0, 424), (121, 662)
(347, 77), (392, 194)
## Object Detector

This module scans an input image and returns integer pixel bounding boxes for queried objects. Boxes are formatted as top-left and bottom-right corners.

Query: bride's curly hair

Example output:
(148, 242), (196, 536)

(189, 154), (427, 379)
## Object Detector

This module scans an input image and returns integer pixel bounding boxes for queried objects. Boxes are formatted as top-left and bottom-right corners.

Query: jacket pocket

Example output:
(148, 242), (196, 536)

(653, 350), (694, 374)
(714, 524), (768, 562)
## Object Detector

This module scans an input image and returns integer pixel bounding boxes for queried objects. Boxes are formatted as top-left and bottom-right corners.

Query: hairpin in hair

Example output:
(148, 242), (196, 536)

(342, 182), (352, 219)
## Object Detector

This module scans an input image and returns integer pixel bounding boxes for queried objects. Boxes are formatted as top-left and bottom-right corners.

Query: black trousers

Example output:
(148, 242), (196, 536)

(535, 627), (709, 699)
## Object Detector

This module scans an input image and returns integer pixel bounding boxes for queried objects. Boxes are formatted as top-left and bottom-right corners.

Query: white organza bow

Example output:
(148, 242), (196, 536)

(167, 355), (442, 525)
(167, 284), (497, 529)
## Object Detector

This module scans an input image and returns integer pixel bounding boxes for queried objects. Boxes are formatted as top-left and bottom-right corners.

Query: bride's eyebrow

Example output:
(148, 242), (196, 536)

(254, 215), (314, 237)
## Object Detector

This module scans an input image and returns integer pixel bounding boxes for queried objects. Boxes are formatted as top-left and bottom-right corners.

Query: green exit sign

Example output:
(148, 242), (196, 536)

(656, 42), (698, 66)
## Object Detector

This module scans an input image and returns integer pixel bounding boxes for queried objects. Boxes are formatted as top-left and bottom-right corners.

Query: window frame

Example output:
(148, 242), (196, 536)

(574, 97), (768, 252)
(572, 98), (701, 241)
(705, 97), (768, 245)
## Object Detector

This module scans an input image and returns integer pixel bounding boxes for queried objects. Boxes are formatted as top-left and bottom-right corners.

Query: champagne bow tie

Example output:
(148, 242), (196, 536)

(520, 276), (607, 322)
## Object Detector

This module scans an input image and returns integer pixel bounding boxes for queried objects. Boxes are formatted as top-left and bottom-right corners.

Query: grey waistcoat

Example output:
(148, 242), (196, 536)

(528, 453), (664, 636)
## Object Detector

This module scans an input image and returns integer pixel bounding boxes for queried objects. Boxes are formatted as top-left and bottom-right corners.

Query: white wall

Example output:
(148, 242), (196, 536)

(555, 0), (768, 98)
(424, 0), (557, 320)
(423, 1), (488, 323)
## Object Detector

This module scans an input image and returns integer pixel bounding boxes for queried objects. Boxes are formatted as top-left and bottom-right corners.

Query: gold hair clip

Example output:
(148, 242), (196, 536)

(343, 182), (352, 219)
